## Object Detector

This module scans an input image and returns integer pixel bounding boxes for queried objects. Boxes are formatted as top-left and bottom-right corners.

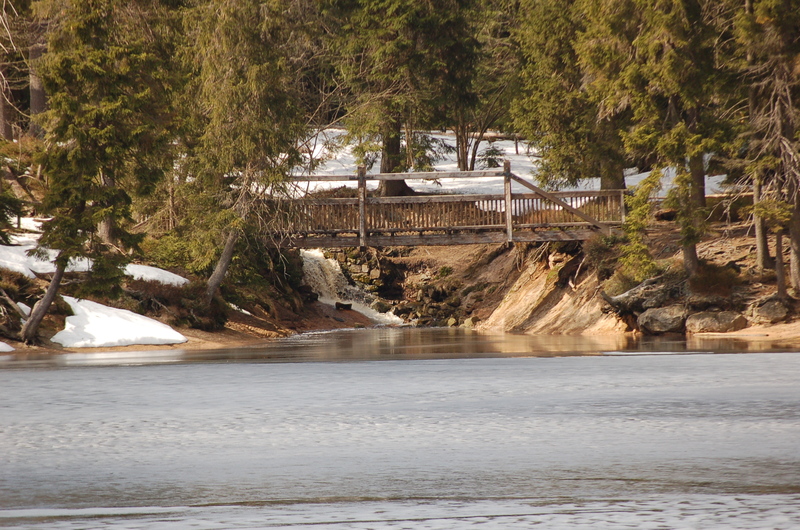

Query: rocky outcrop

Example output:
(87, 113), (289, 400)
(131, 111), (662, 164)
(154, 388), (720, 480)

(749, 297), (790, 324)
(637, 305), (687, 334)
(685, 311), (748, 333)
(479, 256), (627, 335)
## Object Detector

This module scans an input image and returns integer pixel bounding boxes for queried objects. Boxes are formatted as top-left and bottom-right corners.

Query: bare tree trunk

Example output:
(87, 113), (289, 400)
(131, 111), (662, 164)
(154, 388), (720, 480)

(29, 44), (46, 137)
(776, 229), (788, 298)
(753, 178), (774, 272)
(682, 154), (706, 276)
(454, 121), (469, 172)
(205, 229), (239, 304)
(789, 192), (800, 291)
(97, 169), (116, 246)
(688, 154), (706, 208)
(682, 243), (700, 277)
(20, 260), (66, 344)
(377, 117), (413, 197)
(0, 73), (13, 141)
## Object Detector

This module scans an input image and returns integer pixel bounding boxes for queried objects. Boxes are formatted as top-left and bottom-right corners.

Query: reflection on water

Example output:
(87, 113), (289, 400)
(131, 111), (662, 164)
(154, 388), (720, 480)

(0, 328), (785, 368)
(1, 329), (799, 529)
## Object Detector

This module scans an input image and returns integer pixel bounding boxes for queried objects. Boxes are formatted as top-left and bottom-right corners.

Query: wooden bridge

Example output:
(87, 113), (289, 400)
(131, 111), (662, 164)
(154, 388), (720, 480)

(271, 162), (625, 248)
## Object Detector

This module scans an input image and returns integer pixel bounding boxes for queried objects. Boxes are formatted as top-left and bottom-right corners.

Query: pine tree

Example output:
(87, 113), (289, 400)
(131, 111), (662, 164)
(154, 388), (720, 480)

(20, 0), (179, 344)
(734, 0), (800, 290)
(180, 0), (306, 303)
(323, 0), (477, 195)
(577, 0), (738, 275)
(513, 0), (627, 190)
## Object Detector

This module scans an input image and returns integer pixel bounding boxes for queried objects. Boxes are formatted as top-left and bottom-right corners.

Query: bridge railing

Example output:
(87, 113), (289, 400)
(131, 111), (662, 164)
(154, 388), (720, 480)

(274, 164), (625, 247)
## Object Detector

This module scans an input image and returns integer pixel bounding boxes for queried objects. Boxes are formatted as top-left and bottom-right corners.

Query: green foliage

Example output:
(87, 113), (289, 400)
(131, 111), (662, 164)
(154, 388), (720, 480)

(688, 263), (741, 297)
(477, 144), (504, 169)
(618, 170), (661, 282)
(512, 0), (626, 189)
(33, 0), (179, 287)
(324, 0), (478, 170)
(583, 233), (625, 281)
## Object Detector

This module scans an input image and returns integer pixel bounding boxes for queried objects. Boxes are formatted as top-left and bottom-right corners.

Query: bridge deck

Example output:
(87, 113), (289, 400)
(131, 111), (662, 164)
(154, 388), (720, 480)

(271, 166), (625, 248)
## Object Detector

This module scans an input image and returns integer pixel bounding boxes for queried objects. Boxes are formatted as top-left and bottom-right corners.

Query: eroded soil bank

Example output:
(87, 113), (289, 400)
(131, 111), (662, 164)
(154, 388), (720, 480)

(10, 220), (800, 356)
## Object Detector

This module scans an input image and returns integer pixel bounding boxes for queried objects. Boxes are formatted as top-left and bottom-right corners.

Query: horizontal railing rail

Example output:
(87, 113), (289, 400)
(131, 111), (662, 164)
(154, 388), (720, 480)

(272, 163), (625, 248)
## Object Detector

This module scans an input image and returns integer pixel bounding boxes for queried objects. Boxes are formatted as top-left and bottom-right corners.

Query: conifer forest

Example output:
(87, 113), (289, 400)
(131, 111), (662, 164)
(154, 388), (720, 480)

(1, 0), (799, 342)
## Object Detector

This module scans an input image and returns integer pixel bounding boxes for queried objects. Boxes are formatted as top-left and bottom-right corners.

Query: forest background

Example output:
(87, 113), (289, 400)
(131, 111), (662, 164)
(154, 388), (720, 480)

(0, 0), (798, 344)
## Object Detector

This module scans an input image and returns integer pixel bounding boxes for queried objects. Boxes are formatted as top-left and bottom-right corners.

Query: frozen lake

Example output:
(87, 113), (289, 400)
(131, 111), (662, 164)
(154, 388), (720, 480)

(1, 329), (799, 529)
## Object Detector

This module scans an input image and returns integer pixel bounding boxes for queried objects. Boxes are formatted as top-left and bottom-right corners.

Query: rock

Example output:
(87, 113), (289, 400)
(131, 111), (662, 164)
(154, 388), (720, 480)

(750, 299), (789, 324)
(369, 268), (381, 280)
(361, 264), (370, 273)
(687, 294), (728, 311)
(370, 300), (392, 313)
(461, 316), (480, 329)
(654, 208), (677, 221)
(447, 317), (458, 327)
(334, 302), (352, 311)
(642, 291), (668, 310)
(637, 305), (687, 334)
(685, 311), (748, 333)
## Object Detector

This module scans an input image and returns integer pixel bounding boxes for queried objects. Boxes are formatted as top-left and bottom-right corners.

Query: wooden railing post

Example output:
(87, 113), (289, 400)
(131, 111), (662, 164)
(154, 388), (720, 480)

(357, 165), (367, 249)
(503, 160), (513, 245)
(620, 189), (626, 223)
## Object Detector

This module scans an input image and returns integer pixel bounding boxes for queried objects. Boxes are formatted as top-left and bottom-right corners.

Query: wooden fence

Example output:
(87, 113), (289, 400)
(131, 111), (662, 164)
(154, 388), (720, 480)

(269, 162), (625, 248)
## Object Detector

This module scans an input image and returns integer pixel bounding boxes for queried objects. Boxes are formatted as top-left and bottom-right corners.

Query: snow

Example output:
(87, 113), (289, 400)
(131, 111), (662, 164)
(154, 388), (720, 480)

(303, 128), (730, 197)
(50, 296), (187, 348)
(0, 224), (190, 348)
(124, 264), (189, 286)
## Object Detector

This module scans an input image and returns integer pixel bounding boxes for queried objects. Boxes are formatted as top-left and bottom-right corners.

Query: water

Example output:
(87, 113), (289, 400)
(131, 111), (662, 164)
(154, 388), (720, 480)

(300, 249), (402, 325)
(1, 328), (799, 529)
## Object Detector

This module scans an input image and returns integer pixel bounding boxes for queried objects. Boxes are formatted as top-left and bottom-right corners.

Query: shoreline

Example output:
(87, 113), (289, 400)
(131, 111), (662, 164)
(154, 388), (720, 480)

(5, 318), (800, 360)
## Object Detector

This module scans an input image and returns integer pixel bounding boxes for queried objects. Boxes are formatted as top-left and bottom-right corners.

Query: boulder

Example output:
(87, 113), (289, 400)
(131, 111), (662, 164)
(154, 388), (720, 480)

(685, 311), (748, 333)
(461, 316), (480, 329)
(750, 299), (789, 324)
(370, 300), (392, 313)
(637, 305), (687, 334)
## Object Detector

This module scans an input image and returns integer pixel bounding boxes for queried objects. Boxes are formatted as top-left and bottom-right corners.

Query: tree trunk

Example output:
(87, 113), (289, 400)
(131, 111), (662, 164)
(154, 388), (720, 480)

(789, 192), (800, 291)
(753, 178), (773, 272)
(688, 154), (706, 208)
(97, 169), (116, 246)
(455, 121), (469, 171)
(29, 44), (46, 137)
(599, 158), (625, 190)
(20, 260), (66, 345)
(377, 117), (413, 197)
(682, 242), (700, 277)
(205, 229), (239, 304)
(776, 229), (787, 298)
(0, 73), (13, 141)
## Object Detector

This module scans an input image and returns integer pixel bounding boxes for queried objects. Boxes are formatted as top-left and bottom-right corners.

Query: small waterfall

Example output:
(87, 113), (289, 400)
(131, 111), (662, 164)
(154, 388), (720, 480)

(300, 249), (402, 325)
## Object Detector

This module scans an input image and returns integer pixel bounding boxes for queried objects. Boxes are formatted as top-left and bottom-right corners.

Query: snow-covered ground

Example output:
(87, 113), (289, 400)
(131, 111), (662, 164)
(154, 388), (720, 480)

(301, 129), (730, 196)
(0, 227), (190, 351)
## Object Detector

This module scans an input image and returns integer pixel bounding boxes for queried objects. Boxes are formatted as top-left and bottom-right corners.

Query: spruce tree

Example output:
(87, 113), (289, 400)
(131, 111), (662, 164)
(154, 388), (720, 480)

(734, 0), (800, 290)
(323, 0), (477, 194)
(180, 0), (306, 303)
(20, 0), (179, 344)
(513, 0), (627, 190)
(577, 0), (738, 275)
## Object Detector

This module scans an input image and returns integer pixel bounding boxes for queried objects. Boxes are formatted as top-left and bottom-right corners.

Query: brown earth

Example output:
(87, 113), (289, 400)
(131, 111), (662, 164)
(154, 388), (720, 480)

(8, 220), (800, 357)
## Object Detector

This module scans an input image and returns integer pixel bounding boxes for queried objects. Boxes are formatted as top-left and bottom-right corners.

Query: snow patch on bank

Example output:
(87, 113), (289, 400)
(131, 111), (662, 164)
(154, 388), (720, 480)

(50, 296), (187, 348)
